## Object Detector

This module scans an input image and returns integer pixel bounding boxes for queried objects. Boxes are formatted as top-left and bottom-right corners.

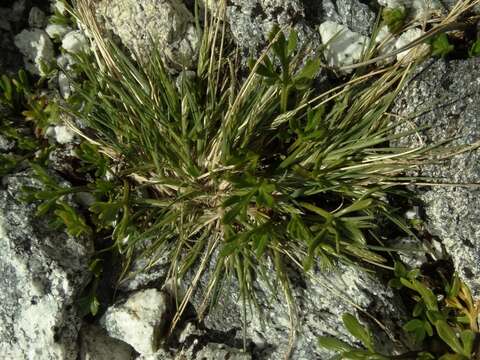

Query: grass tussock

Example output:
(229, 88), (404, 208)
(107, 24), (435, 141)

(66, 0), (480, 348)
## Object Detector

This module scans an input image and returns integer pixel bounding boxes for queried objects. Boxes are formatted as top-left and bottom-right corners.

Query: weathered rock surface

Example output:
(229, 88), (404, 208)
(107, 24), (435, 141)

(393, 58), (480, 296)
(0, 172), (93, 359)
(224, 0), (321, 57)
(28, 6), (46, 28)
(79, 323), (136, 360)
(139, 343), (251, 360)
(186, 260), (407, 359)
(314, 0), (375, 35)
(0, 134), (15, 152)
(117, 242), (173, 292)
(186, 343), (251, 360)
(96, 0), (200, 68)
(116, 242), (407, 358)
(100, 288), (171, 355)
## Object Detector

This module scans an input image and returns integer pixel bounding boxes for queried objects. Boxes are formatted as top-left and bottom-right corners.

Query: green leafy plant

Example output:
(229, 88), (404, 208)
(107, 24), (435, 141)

(21, 163), (91, 234)
(75, 142), (109, 178)
(21, 142), (117, 238)
(469, 38), (480, 57)
(0, 70), (43, 175)
(320, 263), (480, 359)
(395, 266), (479, 359)
(0, 154), (22, 176)
(431, 33), (455, 58)
(78, 258), (103, 316)
(318, 313), (389, 360)
(250, 27), (321, 112)
(382, 7), (407, 33)
(0, 69), (60, 137)
(0, 69), (30, 110)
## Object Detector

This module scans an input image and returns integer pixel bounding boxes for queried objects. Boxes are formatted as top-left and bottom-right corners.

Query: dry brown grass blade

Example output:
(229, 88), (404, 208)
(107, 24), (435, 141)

(74, 0), (120, 76)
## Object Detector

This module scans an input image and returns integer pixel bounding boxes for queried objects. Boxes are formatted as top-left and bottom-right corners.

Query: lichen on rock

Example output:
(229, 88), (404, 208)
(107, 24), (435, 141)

(393, 58), (480, 297)
(95, 0), (201, 68)
(0, 172), (93, 359)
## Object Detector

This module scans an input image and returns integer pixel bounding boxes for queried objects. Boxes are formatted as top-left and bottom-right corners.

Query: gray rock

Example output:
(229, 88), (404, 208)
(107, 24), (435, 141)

(185, 343), (251, 360)
(319, 0), (376, 35)
(116, 238), (175, 292)
(100, 288), (171, 355)
(177, 322), (250, 359)
(136, 349), (175, 360)
(378, 0), (480, 17)
(13, 29), (54, 75)
(0, 172), (93, 359)
(392, 58), (480, 296)
(185, 259), (407, 359)
(138, 343), (251, 360)
(0, 134), (15, 152)
(224, 0), (321, 57)
(28, 6), (47, 28)
(217, 0), (375, 65)
(95, 0), (200, 68)
(436, 0), (480, 12)
(79, 323), (136, 360)
(2, 0), (27, 24)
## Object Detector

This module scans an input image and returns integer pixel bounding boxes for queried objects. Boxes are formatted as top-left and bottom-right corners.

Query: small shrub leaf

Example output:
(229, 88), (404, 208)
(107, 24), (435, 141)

(342, 314), (374, 352)
(318, 336), (353, 352)
(435, 320), (464, 355)
(460, 330), (475, 356)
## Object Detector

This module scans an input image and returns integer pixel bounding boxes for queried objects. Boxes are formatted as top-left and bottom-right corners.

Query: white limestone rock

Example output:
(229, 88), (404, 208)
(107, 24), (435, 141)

(57, 53), (76, 71)
(79, 323), (136, 360)
(395, 28), (429, 62)
(46, 23), (71, 39)
(14, 29), (54, 75)
(319, 21), (368, 68)
(54, 125), (75, 144)
(95, 0), (200, 68)
(100, 289), (170, 355)
(62, 30), (89, 54)
(374, 25), (396, 63)
(58, 72), (71, 99)
(52, 0), (67, 15)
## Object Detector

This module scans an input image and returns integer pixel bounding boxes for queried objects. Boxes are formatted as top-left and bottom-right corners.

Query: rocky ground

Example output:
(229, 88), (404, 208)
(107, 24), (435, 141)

(1, 0), (480, 359)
